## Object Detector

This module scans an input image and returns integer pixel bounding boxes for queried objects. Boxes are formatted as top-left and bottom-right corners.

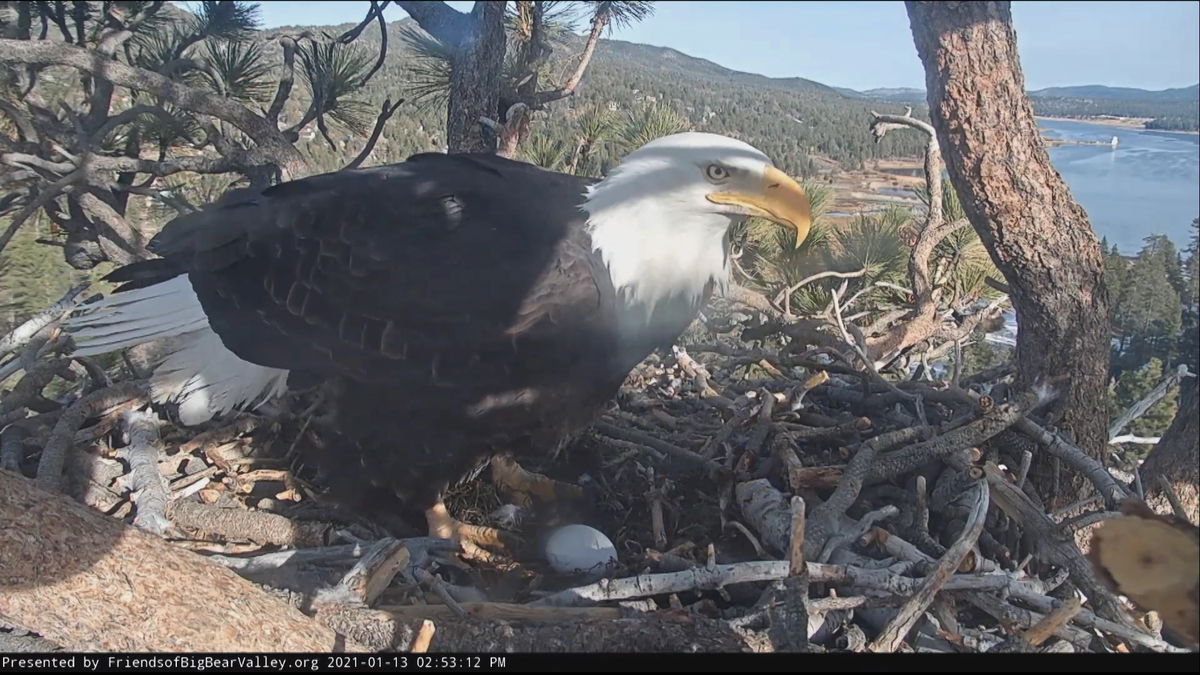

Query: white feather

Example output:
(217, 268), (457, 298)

(68, 277), (209, 354)
(65, 275), (289, 425)
(583, 132), (771, 318)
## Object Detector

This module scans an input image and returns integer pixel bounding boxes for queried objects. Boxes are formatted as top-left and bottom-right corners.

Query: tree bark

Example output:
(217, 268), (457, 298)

(0, 470), (367, 652)
(1140, 378), (1199, 523)
(399, 1), (507, 153)
(905, 1), (1111, 503)
(448, 2), (506, 153)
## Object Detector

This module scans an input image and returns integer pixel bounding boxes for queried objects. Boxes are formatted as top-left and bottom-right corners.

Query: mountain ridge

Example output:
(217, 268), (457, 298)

(252, 14), (1198, 173)
(833, 83), (1198, 130)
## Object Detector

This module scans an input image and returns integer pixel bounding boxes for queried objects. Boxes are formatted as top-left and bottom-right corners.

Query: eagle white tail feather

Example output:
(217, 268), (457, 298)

(65, 275), (290, 425)
(149, 328), (290, 426)
(67, 276), (209, 355)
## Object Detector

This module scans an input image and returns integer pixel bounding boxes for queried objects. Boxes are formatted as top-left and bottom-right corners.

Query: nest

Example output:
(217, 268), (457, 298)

(0, 285), (1194, 654)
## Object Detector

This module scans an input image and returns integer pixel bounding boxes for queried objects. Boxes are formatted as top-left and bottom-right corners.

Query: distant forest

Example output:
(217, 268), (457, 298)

(260, 17), (932, 177)
(1032, 96), (1199, 132)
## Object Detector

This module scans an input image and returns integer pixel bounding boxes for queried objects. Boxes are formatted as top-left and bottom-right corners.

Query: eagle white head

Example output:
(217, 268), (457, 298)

(583, 132), (811, 314)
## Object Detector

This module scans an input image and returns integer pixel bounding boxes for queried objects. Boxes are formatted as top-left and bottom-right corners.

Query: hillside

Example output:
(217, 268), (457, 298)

(858, 87), (926, 103)
(1029, 84), (1199, 103)
(262, 18), (930, 176)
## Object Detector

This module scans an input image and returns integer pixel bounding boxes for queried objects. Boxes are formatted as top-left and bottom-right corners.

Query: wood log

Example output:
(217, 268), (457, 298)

(788, 464), (845, 490)
(0, 469), (367, 652)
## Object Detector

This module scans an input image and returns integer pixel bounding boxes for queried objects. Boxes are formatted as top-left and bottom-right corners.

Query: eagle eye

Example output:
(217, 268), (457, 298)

(704, 164), (730, 182)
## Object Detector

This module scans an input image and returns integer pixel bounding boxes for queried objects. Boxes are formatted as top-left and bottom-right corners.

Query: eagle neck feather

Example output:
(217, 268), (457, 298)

(582, 191), (731, 321)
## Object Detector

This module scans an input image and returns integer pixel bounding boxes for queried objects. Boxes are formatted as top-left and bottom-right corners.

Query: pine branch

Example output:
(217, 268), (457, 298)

(0, 38), (307, 178)
(396, 1), (476, 48)
(343, 97), (404, 170)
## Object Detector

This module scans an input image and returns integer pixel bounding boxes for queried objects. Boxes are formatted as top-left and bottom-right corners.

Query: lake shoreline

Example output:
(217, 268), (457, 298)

(826, 157), (926, 219)
(1035, 115), (1199, 135)
(1034, 114), (1149, 129)
(823, 117), (1197, 248)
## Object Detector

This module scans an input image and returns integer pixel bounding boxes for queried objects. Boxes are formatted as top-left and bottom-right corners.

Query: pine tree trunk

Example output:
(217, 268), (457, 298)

(1141, 378), (1199, 523)
(446, 2), (507, 153)
(905, 1), (1111, 504)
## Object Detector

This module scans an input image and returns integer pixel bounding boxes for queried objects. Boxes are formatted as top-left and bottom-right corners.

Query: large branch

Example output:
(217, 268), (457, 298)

(93, 1), (167, 55)
(863, 108), (970, 366)
(73, 191), (149, 264)
(0, 168), (81, 257)
(869, 108), (945, 300)
(533, 9), (608, 106)
(0, 470), (368, 652)
(343, 97), (404, 171)
(1, 151), (249, 178)
(1108, 364), (1190, 442)
(266, 36), (297, 124)
(0, 38), (307, 178)
(906, 2), (1112, 485)
(1139, 377), (1199, 523)
(336, 0), (391, 83)
(396, 1), (476, 48)
(0, 281), (89, 363)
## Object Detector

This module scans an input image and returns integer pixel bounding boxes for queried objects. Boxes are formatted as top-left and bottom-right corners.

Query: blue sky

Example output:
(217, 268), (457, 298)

(244, 1), (1200, 91)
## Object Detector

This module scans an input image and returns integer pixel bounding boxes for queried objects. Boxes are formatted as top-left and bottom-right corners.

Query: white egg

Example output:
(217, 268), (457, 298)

(544, 524), (618, 578)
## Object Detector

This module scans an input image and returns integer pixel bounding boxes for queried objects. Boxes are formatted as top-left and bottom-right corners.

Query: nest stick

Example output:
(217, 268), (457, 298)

(1022, 597), (1084, 647)
(165, 500), (332, 547)
(869, 481), (989, 652)
(788, 496), (806, 577)
(593, 421), (722, 474)
(326, 537), (410, 607)
(410, 620), (435, 653)
(529, 558), (1031, 608)
(115, 410), (171, 535)
(36, 381), (148, 490)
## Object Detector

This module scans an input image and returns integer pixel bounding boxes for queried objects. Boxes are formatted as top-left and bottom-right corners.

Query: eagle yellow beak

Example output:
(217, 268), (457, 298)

(706, 166), (812, 249)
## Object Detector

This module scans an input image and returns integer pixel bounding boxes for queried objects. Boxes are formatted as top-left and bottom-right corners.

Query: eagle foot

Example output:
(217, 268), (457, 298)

(425, 501), (521, 564)
(490, 454), (584, 508)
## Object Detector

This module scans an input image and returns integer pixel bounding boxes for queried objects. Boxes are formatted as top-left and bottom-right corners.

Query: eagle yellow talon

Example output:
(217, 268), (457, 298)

(490, 455), (584, 507)
(425, 501), (520, 563)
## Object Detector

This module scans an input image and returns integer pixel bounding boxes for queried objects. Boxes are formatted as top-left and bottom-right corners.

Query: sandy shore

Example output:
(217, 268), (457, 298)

(1036, 112), (1147, 127)
(825, 157), (925, 217)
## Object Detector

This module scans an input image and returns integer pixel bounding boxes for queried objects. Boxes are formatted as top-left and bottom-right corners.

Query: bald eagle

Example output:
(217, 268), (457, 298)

(66, 132), (811, 553)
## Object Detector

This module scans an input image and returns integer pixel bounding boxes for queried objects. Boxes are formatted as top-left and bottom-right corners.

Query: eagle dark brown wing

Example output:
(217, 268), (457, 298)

(136, 152), (614, 391)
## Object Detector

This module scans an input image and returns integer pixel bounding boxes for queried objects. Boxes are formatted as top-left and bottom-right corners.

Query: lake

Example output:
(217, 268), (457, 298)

(1039, 118), (1199, 254)
(980, 119), (1199, 350)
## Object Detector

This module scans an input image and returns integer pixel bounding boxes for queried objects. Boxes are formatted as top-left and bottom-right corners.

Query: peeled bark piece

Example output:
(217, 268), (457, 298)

(0, 470), (366, 652)
(735, 479), (792, 556)
(1088, 499), (1200, 647)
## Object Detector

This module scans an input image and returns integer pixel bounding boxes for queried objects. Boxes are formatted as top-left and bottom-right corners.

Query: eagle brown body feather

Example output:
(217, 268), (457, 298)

(107, 152), (711, 517)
